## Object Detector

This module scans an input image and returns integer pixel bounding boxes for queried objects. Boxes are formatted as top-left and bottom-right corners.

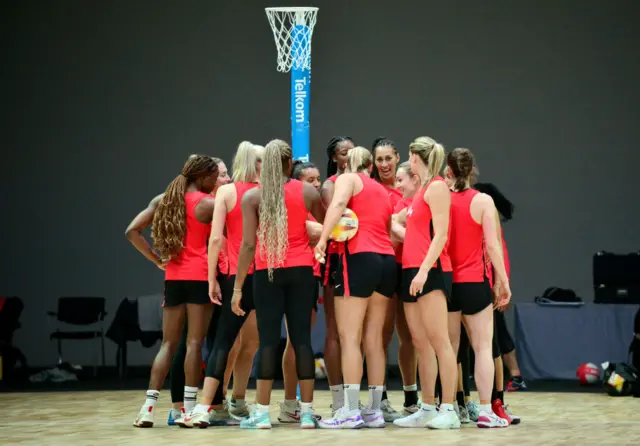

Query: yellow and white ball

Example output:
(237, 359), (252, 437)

(330, 208), (359, 242)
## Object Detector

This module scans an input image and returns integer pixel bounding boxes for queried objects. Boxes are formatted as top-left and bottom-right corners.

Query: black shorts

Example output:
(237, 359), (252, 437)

(335, 252), (397, 298)
(494, 308), (515, 355)
(449, 282), (493, 315)
(400, 267), (452, 303)
(164, 280), (209, 307)
(253, 266), (317, 315)
(220, 274), (255, 312)
(319, 253), (340, 286)
(395, 263), (403, 295)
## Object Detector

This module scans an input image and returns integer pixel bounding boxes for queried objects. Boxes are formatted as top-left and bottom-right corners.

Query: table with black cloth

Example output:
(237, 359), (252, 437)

(515, 303), (639, 380)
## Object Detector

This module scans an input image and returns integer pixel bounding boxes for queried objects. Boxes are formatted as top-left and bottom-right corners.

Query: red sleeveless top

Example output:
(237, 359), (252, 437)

(345, 173), (394, 256)
(255, 179), (314, 270)
(402, 177), (452, 271)
(393, 196), (413, 264)
(165, 191), (211, 281)
(449, 189), (485, 283)
(226, 182), (259, 276)
(384, 184), (403, 210)
(212, 192), (229, 276)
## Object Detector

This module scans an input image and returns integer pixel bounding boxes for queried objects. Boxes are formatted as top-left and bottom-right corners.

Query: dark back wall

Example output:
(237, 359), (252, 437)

(2, 0), (639, 366)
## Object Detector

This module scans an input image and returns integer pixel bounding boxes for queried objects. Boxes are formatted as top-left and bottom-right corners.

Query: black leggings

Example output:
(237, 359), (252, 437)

(458, 324), (471, 397)
(494, 309), (515, 355)
(253, 266), (316, 381)
(204, 275), (255, 380)
(170, 298), (224, 405)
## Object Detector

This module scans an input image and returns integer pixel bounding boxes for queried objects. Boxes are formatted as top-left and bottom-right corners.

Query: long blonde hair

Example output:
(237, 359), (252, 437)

(409, 136), (445, 185)
(258, 139), (292, 279)
(232, 141), (258, 182)
(346, 146), (372, 173)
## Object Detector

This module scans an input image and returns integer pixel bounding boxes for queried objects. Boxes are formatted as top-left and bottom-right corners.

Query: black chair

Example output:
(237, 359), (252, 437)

(48, 297), (107, 375)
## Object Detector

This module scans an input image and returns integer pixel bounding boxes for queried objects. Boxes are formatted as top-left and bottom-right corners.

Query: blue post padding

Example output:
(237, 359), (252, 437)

(290, 24), (311, 161)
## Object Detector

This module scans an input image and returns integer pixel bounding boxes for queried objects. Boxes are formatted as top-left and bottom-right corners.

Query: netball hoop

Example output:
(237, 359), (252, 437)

(265, 6), (319, 162)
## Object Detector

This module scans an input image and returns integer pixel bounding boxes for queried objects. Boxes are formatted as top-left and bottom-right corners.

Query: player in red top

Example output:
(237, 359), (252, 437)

(368, 137), (405, 421)
(319, 136), (355, 414)
(178, 141), (262, 427)
(166, 156), (231, 424)
(127, 155), (219, 428)
(390, 161), (421, 415)
(392, 136), (458, 429)
(445, 148), (511, 428)
(315, 146), (397, 429)
(277, 160), (324, 423)
(231, 139), (325, 429)
(473, 181), (522, 424)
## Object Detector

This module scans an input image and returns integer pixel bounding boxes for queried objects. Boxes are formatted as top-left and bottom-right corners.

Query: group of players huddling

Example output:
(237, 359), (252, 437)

(126, 135), (527, 430)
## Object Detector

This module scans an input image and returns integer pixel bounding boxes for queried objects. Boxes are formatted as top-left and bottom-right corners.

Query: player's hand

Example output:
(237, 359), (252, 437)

(156, 258), (169, 271)
(409, 269), (429, 297)
(314, 239), (327, 264)
(231, 288), (245, 316)
(499, 281), (512, 307)
(208, 278), (222, 305)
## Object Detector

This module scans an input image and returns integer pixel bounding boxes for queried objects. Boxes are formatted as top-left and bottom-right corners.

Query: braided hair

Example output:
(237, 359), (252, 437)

(326, 136), (354, 177)
(151, 155), (218, 259)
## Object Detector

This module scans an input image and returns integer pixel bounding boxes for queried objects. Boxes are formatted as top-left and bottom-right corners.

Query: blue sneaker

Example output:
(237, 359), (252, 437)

(300, 411), (317, 429)
(167, 408), (182, 426)
(240, 410), (272, 429)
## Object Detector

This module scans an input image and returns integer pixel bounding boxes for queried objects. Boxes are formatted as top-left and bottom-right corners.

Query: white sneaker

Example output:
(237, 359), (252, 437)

(317, 407), (365, 429)
(228, 399), (250, 421)
(362, 409), (385, 428)
(133, 406), (154, 428)
(403, 403), (420, 415)
(380, 399), (402, 422)
(477, 410), (509, 428)
(393, 406), (437, 428)
(425, 409), (461, 430)
(180, 408), (211, 428)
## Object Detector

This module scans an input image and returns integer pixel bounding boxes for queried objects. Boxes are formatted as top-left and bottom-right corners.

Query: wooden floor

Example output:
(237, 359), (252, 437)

(1, 390), (639, 445)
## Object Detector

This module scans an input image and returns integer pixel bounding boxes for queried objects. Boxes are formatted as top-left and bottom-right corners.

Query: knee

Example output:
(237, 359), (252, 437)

(241, 338), (260, 357)
(325, 320), (340, 343)
(161, 340), (179, 354)
(337, 325), (362, 348)
(186, 338), (202, 352)
(363, 330), (384, 354)
(471, 334), (493, 353)
(427, 331), (452, 353)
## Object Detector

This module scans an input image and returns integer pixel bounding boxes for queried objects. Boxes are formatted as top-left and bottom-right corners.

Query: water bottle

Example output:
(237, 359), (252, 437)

(296, 383), (301, 400)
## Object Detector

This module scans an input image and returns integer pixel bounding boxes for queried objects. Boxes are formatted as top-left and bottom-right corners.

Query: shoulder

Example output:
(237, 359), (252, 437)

(302, 181), (319, 196)
(473, 191), (495, 209)
(149, 193), (165, 208)
(243, 187), (261, 205)
(218, 183), (234, 196)
(426, 179), (449, 196)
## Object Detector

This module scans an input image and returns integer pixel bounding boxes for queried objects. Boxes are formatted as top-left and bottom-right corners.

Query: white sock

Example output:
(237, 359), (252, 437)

(144, 390), (160, 410)
(440, 403), (454, 412)
(184, 386), (198, 412)
(479, 403), (491, 414)
(194, 403), (210, 414)
(330, 384), (344, 410)
(368, 385), (384, 410)
(255, 403), (270, 414)
(170, 407), (181, 417)
(420, 402), (435, 412)
(403, 384), (418, 391)
(284, 399), (298, 408)
(344, 384), (360, 411)
(300, 402), (313, 413)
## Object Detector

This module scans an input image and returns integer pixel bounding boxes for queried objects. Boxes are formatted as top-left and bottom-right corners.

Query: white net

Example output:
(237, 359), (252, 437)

(265, 7), (319, 73)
